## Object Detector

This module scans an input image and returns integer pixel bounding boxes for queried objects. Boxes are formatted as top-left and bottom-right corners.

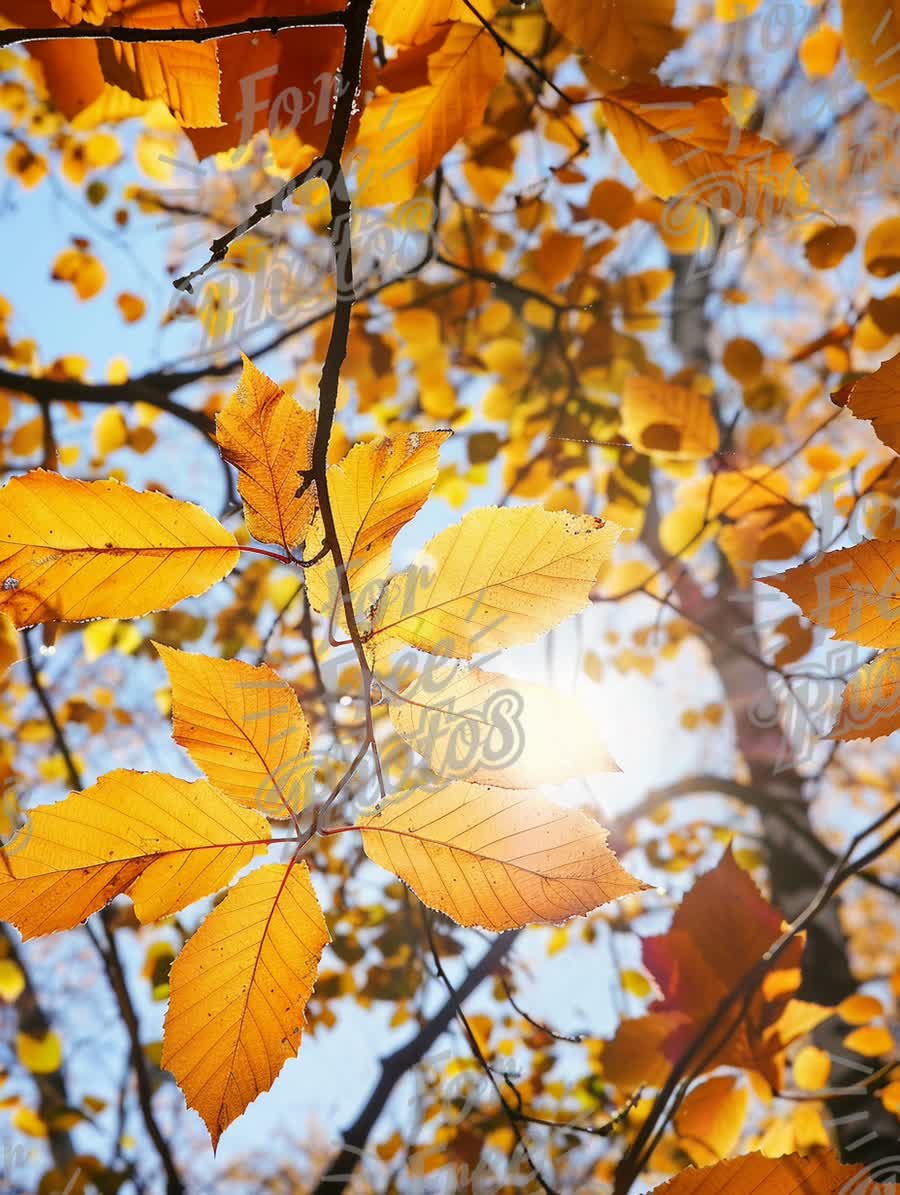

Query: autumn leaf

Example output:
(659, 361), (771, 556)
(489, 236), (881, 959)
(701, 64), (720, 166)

(162, 862), (329, 1148)
(0, 471), (239, 627)
(0, 612), (18, 676)
(156, 645), (311, 819)
(544, 0), (683, 86)
(215, 355), (317, 554)
(843, 0), (900, 111)
(832, 350), (900, 453)
(371, 507), (621, 658)
(764, 539), (900, 650)
(305, 430), (449, 625)
(386, 664), (619, 786)
(360, 781), (645, 930)
(649, 1150), (892, 1193)
(94, 1), (221, 128)
(609, 848), (829, 1089)
(0, 770), (269, 939)
(621, 375), (719, 460)
(601, 84), (809, 223)
(370, 0), (496, 45)
(829, 650), (900, 741)
(354, 21), (504, 205)
(674, 1075), (748, 1167)
(51, 246), (106, 300)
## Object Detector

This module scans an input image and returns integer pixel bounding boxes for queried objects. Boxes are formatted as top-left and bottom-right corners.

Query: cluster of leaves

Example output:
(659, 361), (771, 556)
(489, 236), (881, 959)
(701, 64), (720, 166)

(0, 0), (898, 1193)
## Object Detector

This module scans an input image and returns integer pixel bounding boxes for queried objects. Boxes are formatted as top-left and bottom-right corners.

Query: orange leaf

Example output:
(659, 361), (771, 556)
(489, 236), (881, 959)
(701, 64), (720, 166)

(360, 781), (645, 930)
(0, 770), (269, 939)
(601, 84), (809, 223)
(832, 350), (900, 453)
(162, 862), (329, 1148)
(215, 356), (317, 553)
(830, 650), (900, 741)
(649, 1151), (891, 1193)
(764, 540), (900, 650)
(156, 645), (311, 819)
(354, 22), (504, 205)
(639, 848), (809, 1086)
(545, 0), (683, 86)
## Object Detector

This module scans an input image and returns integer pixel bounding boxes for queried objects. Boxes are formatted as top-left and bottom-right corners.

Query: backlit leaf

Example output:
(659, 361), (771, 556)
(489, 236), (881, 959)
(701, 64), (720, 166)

(360, 781), (645, 930)
(355, 22), (503, 205)
(601, 84), (809, 223)
(843, 0), (900, 111)
(544, 0), (683, 85)
(832, 350), (900, 453)
(0, 770), (269, 939)
(162, 862), (329, 1148)
(0, 471), (239, 627)
(764, 540), (900, 649)
(386, 664), (619, 786)
(215, 356), (317, 553)
(156, 645), (311, 819)
(829, 650), (900, 741)
(95, 0), (221, 127)
(371, 507), (620, 658)
(650, 1151), (888, 1193)
(306, 430), (449, 625)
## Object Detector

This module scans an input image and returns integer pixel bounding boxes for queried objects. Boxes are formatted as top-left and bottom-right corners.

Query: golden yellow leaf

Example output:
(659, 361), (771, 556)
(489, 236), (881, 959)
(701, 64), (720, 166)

(0, 958), (25, 1002)
(306, 430), (449, 626)
(650, 1151), (889, 1193)
(51, 246), (106, 300)
(0, 770), (269, 939)
(838, 993), (883, 1024)
(793, 1045), (831, 1091)
(371, 507), (620, 658)
(622, 375), (719, 460)
(162, 862), (329, 1148)
(386, 664), (619, 786)
(12, 1107), (48, 1138)
(764, 540), (900, 650)
(544, 0), (682, 85)
(0, 612), (18, 676)
(601, 84), (809, 223)
(843, 1024), (893, 1056)
(843, 0), (900, 111)
(16, 1031), (62, 1075)
(156, 645), (310, 819)
(832, 350), (900, 453)
(371, 0), (494, 45)
(0, 470), (239, 627)
(94, 407), (128, 456)
(674, 1075), (748, 1167)
(355, 23), (504, 205)
(215, 356), (317, 553)
(95, 1), (221, 127)
(798, 24), (842, 79)
(360, 781), (645, 930)
(829, 651), (900, 741)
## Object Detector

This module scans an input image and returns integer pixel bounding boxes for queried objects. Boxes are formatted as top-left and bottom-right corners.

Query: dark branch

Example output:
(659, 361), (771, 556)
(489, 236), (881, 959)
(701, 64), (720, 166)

(0, 13), (348, 49)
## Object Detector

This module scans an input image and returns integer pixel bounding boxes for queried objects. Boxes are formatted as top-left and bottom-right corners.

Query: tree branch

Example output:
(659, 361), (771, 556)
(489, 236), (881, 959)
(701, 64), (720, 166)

(0, 13), (348, 50)
(312, 932), (518, 1195)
